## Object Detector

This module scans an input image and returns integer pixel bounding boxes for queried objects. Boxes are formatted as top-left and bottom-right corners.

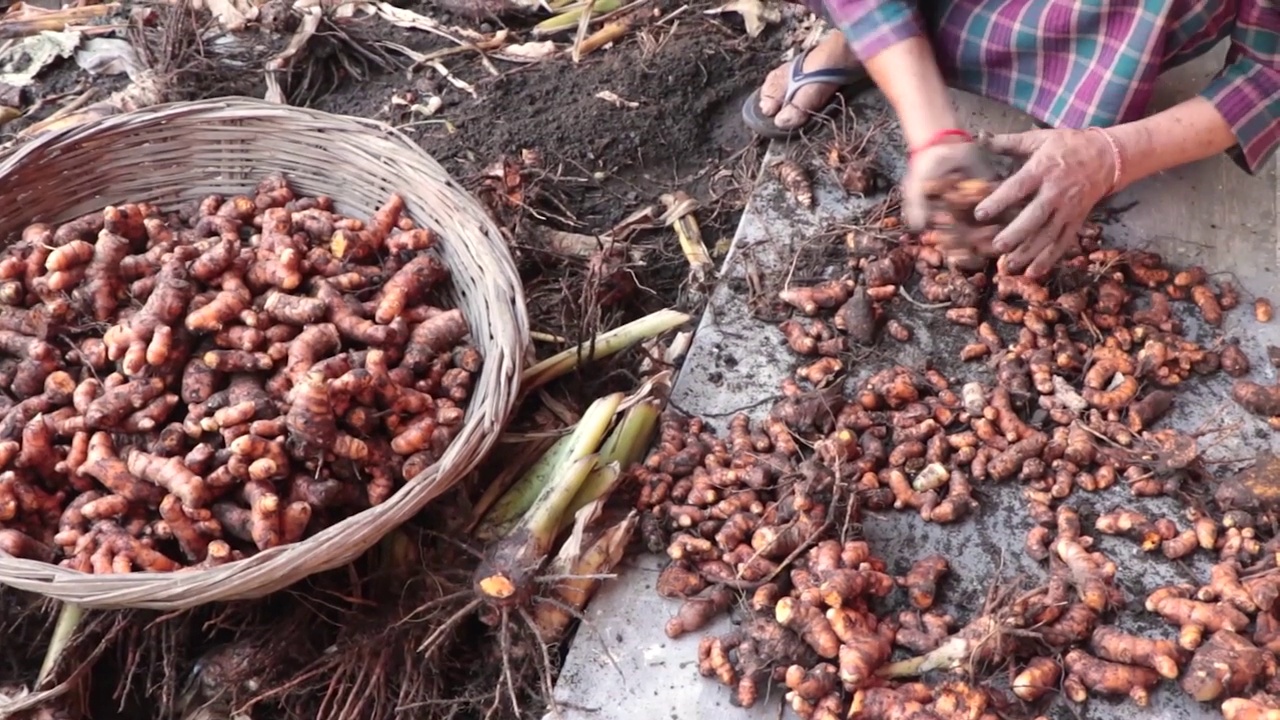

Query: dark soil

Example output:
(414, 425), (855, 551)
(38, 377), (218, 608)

(308, 2), (781, 231)
(5, 0), (781, 232)
(415, 29), (763, 175)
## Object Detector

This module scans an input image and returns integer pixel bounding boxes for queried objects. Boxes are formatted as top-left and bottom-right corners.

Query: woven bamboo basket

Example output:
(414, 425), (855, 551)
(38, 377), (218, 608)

(0, 97), (528, 610)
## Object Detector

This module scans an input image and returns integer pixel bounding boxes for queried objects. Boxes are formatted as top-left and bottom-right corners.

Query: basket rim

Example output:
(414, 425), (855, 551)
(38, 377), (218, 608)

(0, 97), (405, 172)
(0, 97), (530, 608)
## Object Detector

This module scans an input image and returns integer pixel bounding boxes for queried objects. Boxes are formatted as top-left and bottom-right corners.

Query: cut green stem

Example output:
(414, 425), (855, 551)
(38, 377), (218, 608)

(467, 434), (558, 534)
(37, 602), (84, 689)
(531, 0), (621, 34)
(560, 462), (620, 533)
(474, 392), (623, 541)
(474, 454), (599, 605)
(521, 309), (691, 392)
(562, 396), (661, 526)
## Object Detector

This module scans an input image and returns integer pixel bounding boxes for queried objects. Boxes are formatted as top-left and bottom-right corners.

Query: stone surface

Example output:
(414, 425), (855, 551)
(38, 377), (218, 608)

(550, 46), (1279, 720)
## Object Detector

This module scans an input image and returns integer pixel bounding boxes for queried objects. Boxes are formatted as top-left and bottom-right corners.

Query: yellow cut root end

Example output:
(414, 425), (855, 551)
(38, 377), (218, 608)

(478, 575), (517, 599)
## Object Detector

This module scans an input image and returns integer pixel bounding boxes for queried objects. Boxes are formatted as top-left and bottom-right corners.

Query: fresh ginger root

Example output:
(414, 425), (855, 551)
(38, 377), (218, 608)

(374, 253), (448, 324)
(894, 610), (952, 654)
(1094, 507), (1163, 549)
(1198, 560), (1259, 612)
(775, 596), (841, 658)
(898, 554), (948, 609)
(837, 620), (896, 689)
(778, 278), (854, 317)
(1148, 585), (1250, 650)
(79, 432), (164, 506)
(784, 663), (842, 720)
(1224, 694), (1280, 720)
(917, 175), (1014, 267)
(0, 527), (54, 561)
(666, 585), (735, 639)
(697, 616), (817, 708)
(849, 681), (994, 720)
(127, 450), (209, 509)
(629, 171), (1260, 718)
(1051, 508), (1120, 613)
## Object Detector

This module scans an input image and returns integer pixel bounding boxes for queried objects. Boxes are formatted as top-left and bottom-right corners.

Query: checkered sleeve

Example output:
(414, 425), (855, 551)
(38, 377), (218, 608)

(1199, 0), (1280, 173)
(808, 0), (926, 61)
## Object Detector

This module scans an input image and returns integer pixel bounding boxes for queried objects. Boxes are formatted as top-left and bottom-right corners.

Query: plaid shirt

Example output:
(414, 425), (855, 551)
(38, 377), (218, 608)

(813, 0), (1280, 173)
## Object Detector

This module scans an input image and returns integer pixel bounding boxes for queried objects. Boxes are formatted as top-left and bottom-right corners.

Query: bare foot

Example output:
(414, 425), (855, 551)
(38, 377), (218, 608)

(758, 30), (862, 130)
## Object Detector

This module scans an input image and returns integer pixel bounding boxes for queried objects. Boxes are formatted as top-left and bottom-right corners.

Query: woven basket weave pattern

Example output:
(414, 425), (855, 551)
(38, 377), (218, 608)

(0, 98), (528, 609)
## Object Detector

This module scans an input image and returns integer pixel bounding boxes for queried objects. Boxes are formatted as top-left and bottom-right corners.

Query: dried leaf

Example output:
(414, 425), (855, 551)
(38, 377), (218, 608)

(595, 90), (638, 109)
(190, 0), (263, 31)
(704, 0), (780, 37)
(427, 60), (475, 96)
(0, 3), (117, 40)
(74, 37), (141, 79)
(21, 70), (162, 138)
(372, 2), (482, 39)
(550, 495), (607, 571)
(262, 2), (321, 102)
(478, 157), (527, 206)
(496, 40), (558, 62)
(0, 30), (81, 87)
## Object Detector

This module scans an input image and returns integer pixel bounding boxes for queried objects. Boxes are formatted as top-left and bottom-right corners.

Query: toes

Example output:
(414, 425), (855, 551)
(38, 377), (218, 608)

(775, 82), (834, 128)
(759, 30), (861, 129)
(774, 105), (806, 129)
(758, 64), (790, 117)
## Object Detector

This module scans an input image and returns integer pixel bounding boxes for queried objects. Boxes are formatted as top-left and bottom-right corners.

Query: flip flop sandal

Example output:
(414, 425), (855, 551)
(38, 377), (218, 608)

(741, 49), (872, 140)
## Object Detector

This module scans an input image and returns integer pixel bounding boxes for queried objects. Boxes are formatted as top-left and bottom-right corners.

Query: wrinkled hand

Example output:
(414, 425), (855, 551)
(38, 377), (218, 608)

(972, 128), (1116, 278)
(901, 141), (997, 231)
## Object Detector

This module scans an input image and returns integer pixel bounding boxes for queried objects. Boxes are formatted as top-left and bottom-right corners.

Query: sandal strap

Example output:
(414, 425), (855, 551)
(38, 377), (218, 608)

(781, 50), (867, 105)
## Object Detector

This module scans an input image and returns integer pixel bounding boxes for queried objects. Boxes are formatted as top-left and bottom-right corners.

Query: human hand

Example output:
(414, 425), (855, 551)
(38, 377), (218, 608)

(901, 140), (1000, 270)
(972, 128), (1118, 278)
(901, 140), (998, 231)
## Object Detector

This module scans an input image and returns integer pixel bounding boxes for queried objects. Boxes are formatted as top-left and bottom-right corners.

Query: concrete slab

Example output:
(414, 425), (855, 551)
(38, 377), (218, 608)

(551, 48), (1279, 720)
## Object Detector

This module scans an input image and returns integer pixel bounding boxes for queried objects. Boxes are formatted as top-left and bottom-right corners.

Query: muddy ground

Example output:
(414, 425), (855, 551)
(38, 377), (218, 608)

(7, 0), (784, 360)
(311, 6), (779, 230)
(12, 0), (781, 233)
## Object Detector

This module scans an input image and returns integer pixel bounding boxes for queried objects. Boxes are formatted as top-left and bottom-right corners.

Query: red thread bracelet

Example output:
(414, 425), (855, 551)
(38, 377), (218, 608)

(909, 129), (974, 156)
